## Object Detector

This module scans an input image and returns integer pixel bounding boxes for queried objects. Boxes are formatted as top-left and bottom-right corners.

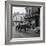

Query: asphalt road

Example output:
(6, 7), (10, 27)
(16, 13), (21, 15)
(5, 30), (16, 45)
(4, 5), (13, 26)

(12, 26), (40, 38)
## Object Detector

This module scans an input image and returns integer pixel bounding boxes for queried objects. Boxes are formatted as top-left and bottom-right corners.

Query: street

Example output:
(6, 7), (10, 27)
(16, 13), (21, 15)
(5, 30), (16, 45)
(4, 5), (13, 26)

(12, 26), (40, 38)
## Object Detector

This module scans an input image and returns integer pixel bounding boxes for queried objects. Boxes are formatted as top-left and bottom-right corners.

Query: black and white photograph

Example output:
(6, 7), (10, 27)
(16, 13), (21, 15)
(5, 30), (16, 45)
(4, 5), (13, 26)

(5, 1), (45, 44)
(12, 6), (40, 38)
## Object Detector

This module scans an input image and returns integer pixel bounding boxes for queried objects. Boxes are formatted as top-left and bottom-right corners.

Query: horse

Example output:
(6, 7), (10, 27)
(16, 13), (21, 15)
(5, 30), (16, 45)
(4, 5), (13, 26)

(16, 23), (31, 32)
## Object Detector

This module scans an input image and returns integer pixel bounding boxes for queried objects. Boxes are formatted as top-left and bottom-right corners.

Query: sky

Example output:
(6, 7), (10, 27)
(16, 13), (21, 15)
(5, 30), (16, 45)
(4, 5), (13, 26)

(12, 7), (26, 14)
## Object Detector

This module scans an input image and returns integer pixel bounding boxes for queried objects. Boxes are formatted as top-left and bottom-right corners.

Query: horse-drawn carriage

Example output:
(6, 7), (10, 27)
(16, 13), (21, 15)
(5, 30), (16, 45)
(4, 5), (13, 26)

(16, 20), (36, 32)
(16, 20), (40, 33)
